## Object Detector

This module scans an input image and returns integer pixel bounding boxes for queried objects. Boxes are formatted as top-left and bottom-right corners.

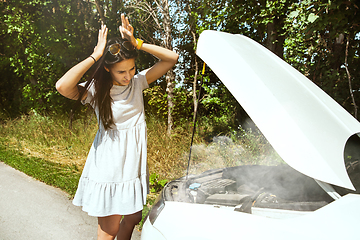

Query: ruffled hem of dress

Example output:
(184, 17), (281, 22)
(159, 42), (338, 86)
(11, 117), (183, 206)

(72, 174), (149, 217)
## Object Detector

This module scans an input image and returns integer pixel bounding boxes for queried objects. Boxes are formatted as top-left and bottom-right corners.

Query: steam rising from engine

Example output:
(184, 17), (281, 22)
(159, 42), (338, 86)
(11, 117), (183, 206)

(186, 135), (282, 176)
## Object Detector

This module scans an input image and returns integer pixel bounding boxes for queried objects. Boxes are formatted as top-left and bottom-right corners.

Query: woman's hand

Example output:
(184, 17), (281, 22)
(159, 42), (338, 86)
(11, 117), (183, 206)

(92, 24), (108, 61)
(119, 14), (137, 47)
(56, 24), (109, 100)
(117, 13), (178, 85)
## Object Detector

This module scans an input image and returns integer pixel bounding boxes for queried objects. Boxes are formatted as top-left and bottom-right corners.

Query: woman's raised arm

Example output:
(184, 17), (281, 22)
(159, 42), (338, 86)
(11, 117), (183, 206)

(140, 43), (179, 85)
(55, 24), (108, 100)
(119, 14), (178, 85)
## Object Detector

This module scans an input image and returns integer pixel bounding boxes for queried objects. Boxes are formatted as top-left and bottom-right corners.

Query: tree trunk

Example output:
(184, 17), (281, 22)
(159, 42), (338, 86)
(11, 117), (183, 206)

(191, 30), (199, 122)
(112, 0), (119, 20)
(344, 34), (358, 119)
(264, 0), (286, 59)
(161, 0), (175, 135)
(94, 0), (106, 23)
(125, 0), (176, 134)
(166, 70), (175, 135)
(265, 17), (285, 59)
(186, 4), (199, 122)
(265, 21), (276, 52)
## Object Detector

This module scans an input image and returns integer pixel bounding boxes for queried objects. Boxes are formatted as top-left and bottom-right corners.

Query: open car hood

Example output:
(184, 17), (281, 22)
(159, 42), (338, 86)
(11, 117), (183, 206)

(196, 30), (360, 190)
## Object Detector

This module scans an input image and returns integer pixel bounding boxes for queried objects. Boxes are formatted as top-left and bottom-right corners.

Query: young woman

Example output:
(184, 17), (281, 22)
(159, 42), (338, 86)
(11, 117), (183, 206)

(56, 14), (178, 240)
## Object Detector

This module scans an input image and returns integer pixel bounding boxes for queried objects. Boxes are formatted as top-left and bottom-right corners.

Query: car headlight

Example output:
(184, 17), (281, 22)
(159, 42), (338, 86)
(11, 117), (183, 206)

(149, 190), (166, 225)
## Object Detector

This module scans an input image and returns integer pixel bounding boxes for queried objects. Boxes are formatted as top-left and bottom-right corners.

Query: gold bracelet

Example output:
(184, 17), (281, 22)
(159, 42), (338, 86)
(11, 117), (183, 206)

(136, 38), (144, 50)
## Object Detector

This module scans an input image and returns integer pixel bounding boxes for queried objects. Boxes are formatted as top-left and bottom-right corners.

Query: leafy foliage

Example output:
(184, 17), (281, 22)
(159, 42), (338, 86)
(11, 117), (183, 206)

(149, 173), (168, 193)
(1, 0), (359, 130)
(283, 0), (360, 116)
(0, 0), (100, 116)
(177, 0), (360, 129)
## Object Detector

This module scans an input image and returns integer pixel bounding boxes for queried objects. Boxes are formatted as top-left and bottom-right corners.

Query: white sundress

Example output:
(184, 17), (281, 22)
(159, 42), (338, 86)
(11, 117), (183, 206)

(72, 71), (149, 217)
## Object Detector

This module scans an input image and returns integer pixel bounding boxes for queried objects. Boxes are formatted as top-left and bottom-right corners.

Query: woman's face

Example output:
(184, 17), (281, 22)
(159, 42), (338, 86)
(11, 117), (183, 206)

(106, 58), (136, 86)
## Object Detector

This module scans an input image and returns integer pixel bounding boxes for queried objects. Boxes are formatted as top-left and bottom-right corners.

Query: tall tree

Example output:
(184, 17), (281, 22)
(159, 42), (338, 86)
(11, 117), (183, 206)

(284, 0), (360, 118)
(0, 0), (101, 116)
(127, 0), (178, 135)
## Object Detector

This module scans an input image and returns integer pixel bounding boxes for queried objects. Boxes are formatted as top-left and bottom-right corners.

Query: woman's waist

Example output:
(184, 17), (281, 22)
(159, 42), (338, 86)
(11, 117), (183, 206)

(100, 118), (146, 131)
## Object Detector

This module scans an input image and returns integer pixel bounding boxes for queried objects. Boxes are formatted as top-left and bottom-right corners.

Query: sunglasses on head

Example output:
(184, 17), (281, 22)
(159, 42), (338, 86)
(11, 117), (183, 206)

(108, 41), (135, 55)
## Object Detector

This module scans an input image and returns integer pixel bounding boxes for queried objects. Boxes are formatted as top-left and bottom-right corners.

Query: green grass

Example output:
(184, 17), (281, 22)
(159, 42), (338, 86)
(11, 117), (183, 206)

(0, 139), (153, 229)
(0, 112), (198, 229)
(0, 112), (282, 229)
(0, 112), (282, 190)
(0, 137), (81, 197)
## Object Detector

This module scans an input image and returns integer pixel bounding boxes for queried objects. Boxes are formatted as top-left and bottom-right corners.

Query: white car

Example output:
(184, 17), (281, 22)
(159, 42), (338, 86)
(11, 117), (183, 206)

(141, 30), (360, 240)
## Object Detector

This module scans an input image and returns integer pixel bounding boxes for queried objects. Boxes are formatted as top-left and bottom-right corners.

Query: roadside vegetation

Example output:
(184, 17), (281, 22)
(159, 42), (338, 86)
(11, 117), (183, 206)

(0, 111), (282, 194)
(0, 111), (282, 228)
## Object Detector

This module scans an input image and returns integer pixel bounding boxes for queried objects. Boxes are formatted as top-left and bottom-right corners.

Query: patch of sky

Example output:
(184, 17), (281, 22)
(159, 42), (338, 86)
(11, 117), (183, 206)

(355, 32), (360, 41)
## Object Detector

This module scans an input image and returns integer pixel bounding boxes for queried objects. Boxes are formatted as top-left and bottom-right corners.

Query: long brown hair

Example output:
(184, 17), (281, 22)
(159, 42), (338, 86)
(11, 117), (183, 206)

(79, 37), (138, 130)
